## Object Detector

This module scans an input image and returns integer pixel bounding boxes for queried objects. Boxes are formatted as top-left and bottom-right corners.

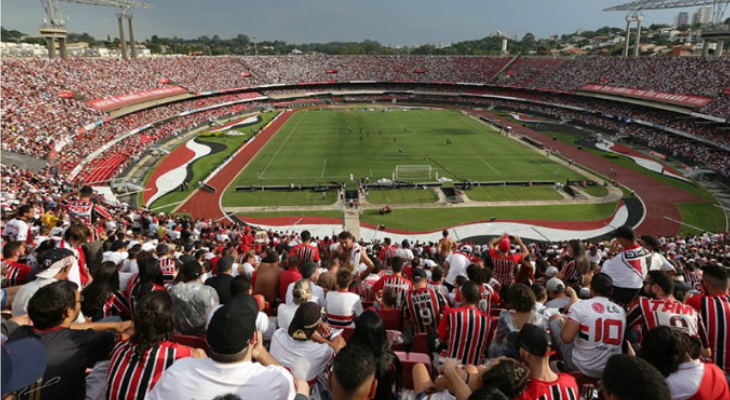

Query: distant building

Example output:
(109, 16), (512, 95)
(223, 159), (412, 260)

(674, 12), (689, 28)
(692, 6), (711, 26)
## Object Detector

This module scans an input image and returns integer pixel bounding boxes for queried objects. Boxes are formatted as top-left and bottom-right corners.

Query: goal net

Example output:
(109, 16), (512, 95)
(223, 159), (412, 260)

(395, 165), (433, 180)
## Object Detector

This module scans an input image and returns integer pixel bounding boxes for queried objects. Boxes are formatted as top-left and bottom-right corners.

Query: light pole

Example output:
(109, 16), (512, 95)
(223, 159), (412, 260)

(253, 35), (258, 55)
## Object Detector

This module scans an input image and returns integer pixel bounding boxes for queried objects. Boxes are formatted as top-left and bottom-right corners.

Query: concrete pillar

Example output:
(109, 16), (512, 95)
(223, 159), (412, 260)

(716, 40), (725, 58)
(634, 16), (643, 57)
(118, 14), (128, 60)
(58, 37), (68, 59)
(623, 16), (632, 58)
(128, 16), (137, 59)
(702, 40), (711, 58)
(46, 37), (57, 59)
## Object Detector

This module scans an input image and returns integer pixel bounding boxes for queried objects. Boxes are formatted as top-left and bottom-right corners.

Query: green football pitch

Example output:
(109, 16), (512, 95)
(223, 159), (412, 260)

(225, 109), (585, 189)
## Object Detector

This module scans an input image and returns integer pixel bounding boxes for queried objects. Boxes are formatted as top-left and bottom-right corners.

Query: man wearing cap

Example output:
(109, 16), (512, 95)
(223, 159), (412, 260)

(148, 296), (305, 400)
(545, 277), (570, 311)
(12, 248), (75, 317)
(2, 338), (48, 398)
(270, 302), (340, 384)
(488, 234), (528, 292)
(516, 323), (579, 400)
(205, 256), (235, 304)
(405, 268), (449, 334)
(601, 225), (652, 308)
(443, 245), (472, 290)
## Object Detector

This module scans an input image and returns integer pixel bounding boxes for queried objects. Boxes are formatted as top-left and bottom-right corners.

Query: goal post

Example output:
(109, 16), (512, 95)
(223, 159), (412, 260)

(395, 165), (433, 180)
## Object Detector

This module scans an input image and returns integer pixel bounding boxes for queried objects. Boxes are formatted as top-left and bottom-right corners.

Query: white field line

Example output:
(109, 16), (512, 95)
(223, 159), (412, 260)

(321, 158), (328, 178)
(477, 156), (502, 175)
(259, 112), (307, 178)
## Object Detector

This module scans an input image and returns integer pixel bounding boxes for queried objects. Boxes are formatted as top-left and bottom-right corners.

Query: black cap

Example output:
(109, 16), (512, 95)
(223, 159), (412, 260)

(412, 268), (428, 281)
(288, 302), (322, 341)
(112, 240), (129, 251)
(207, 298), (257, 354)
(518, 323), (552, 357)
(156, 244), (169, 255)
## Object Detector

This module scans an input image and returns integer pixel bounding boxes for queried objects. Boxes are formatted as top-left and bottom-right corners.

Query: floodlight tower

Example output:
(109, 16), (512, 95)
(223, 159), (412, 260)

(38, 0), (153, 59)
(634, 12), (644, 57)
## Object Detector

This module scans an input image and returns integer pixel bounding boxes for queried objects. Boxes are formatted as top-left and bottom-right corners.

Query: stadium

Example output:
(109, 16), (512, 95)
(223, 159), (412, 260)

(2, 0), (730, 400)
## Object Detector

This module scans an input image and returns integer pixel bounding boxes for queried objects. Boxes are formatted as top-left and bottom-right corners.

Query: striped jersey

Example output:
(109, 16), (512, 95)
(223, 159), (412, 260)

(103, 291), (132, 320)
(405, 287), (448, 334)
(626, 296), (709, 347)
(158, 258), (177, 286)
(360, 274), (382, 302)
(437, 306), (491, 365)
(106, 340), (193, 400)
(559, 258), (580, 289)
(371, 274), (413, 308)
(688, 294), (730, 373)
(455, 283), (499, 315)
(489, 249), (523, 287)
(289, 243), (320, 266)
(4, 261), (32, 286)
(66, 199), (112, 226)
(685, 270), (703, 292)
(516, 373), (580, 400)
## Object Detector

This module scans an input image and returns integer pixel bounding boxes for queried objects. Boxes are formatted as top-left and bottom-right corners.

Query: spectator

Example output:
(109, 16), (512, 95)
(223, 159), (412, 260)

(489, 283), (546, 359)
(601, 226), (652, 307)
(169, 260), (219, 335)
(253, 249), (283, 307)
(205, 256), (235, 304)
(349, 311), (402, 400)
(371, 256), (412, 308)
(325, 269), (363, 328)
(488, 234), (528, 294)
(404, 268), (449, 334)
(602, 354), (672, 400)
(286, 261), (325, 307)
(11, 248), (75, 317)
(81, 260), (131, 322)
(440, 281), (492, 365)
(279, 255), (303, 304)
(278, 278), (312, 331)
(328, 344), (377, 400)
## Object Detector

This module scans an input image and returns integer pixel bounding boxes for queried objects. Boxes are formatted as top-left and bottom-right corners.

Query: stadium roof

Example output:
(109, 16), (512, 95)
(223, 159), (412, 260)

(604, 0), (727, 11)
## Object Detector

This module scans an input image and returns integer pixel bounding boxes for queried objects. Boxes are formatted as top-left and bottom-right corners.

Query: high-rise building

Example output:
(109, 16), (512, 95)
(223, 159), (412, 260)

(692, 7), (711, 26)
(674, 12), (689, 29)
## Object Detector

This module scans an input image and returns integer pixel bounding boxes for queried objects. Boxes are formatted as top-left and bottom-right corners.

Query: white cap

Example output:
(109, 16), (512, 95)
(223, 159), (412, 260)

(141, 242), (156, 252)
(545, 266), (559, 278)
(546, 277), (565, 293)
(460, 245), (473, 253)
(424, 259), (437, 268)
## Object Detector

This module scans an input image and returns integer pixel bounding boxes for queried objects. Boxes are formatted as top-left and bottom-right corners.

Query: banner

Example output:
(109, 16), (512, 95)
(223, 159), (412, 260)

(59, 90), (74, 98)
(86, 85), (189, 112)
(579, 84), (712, 108)
(414, 68), (428, 74)
(649, 151), (667, 160)
(325, 69), (338, 74)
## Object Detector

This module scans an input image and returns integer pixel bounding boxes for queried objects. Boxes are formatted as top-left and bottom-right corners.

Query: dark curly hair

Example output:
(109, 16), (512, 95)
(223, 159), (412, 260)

(480, 358), (529, 399)
(507, 284), (536, 313)
(639, 326), (691, 376)
(130, 291), (175, 357)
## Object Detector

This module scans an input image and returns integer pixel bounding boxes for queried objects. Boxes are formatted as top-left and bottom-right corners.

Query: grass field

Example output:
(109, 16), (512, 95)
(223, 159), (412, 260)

(225, 109), (587, 192)
(676, 203), (727, 234)
(366, 189), (439, 204)
(463, 186), (564, 202)
(146, 112), (278, 213)
(360, 202), (619, 231)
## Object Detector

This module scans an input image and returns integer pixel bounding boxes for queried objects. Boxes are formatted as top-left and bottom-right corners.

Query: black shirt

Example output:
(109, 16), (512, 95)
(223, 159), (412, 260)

(204, 274), (234, 304)
(8, 326), (116, 400)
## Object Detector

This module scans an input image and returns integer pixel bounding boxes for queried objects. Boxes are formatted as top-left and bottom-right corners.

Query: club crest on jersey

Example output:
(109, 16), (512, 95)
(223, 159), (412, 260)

(592, 303), (605, 314)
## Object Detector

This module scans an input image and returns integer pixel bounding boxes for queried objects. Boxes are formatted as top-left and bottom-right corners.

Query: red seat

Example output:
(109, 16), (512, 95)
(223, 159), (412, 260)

(395, 351), (431, 390)
(412, 333), (429, 354)
(171, 333), (210, 355)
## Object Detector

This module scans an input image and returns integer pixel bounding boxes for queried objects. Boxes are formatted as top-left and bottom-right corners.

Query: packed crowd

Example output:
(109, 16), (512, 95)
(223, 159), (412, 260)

(2, 162), (730, 400)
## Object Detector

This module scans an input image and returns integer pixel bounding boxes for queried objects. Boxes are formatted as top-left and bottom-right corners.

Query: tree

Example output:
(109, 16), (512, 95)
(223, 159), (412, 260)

(521, 32), (536, 51)
(536, 44), (551, 55)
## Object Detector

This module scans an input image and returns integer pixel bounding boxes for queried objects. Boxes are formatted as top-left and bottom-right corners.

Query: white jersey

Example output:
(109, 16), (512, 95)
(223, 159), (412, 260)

(396, 248), (414, 261)
(444, 251), (470, 285)
(4, 218), (29, 242)
(269, 329), (335, 382)
(567, 296), (626, 378)
(345, 243), (363, 271)
(325, 290), (363, 328)
(600, 245), (652, 289)
(649, 252), (675, 273)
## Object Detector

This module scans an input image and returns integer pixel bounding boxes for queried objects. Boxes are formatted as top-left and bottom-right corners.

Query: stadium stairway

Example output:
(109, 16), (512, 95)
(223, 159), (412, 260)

(344, 209), (361, 239)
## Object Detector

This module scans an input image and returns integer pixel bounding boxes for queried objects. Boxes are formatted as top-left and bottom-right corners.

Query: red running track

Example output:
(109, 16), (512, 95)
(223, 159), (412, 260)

(177, 110), (295, 221)
(472, 111), (704, 236)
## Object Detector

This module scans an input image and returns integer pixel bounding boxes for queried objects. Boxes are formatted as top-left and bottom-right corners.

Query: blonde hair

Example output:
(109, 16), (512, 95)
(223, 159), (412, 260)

(292, 279), (312, 305)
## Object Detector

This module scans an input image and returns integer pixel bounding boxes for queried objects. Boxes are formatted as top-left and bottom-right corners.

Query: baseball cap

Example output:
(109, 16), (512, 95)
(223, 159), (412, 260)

(546, 277), (565, 293)
(141, 241), (157, 252)
(112, 240), (129, 251)
(288, 302), (322, 341)
(424, 259), (437, 268)
(35, 248), (75, 278)
(412, 268), (428, 281)
(206, 298), (257, 355)
(498, 238), (511, 253)
(545, 266), (559, 278)
(518, 323), (553, 357)
(2, 339), (48, 395)
(460, 245), (473, 253)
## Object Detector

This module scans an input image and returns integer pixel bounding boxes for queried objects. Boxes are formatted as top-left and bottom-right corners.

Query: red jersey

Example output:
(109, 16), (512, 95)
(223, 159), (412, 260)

(377, 308), (403, 331)
(405, 287), (448, 334)
(106, 340), (193, 400)
(516, 373), (579, 400)
(378, 246), (398, 266)
(437, 306), (492, 365)
(289, 243), (320, 266)
(4, 261), (32, 286)
(279, 268), (303, 302)
(360, 274), (381, 302)
(627, 296), (709, 348)
(489, 248), (523, 287)
(372, 274), (413, 308)
(688, 294), (730, 373)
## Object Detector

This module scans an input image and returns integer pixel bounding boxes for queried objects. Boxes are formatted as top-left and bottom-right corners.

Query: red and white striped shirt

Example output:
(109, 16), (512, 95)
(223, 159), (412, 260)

(489, 248), (523, 287)
(66, 199), (111, 226)
(437, 306), (492, 365)
(626, 296), (709, 348)
(688, 294), (730, 374)
(405, 287), (448, 334)
(371, 275), (413, 308)
(289, 243), (320, 266)
(106, 340), (193, 400)
(4, 261), (32, 286)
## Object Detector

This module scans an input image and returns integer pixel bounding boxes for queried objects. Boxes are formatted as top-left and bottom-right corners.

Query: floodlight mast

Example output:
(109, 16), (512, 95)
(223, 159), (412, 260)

(38, 0), (153, 59)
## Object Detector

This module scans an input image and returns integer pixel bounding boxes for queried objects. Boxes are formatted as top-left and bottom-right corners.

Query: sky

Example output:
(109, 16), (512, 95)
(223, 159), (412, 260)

(1, 0), (711, 46)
